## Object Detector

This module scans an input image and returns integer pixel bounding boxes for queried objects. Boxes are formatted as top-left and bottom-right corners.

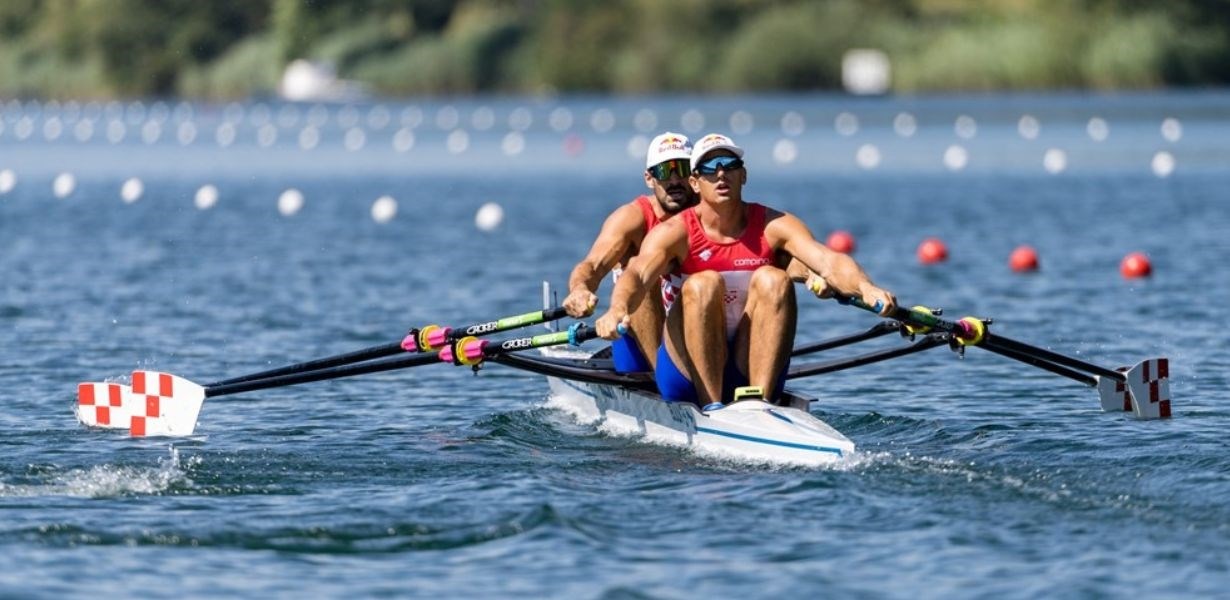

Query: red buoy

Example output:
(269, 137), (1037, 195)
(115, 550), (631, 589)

(917, 237), (948, 264)
(1009, 245), (1039, 272)
(1120, 252), (1152, 279)
(826, 230), (856, 254)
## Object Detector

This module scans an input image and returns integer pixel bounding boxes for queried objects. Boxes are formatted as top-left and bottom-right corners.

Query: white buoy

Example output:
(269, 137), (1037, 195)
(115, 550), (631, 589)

(121, 177), (144, 203)
(472, 106), (496, 131)
(73, 119), (94, 142)
(503, 131), (526, 156)
(278, 188), (304, 216)
(508, 107), (532, 131)
(893, 112), (917, 138)
(366, 105), (390, 130)
(371, 195), (397, 223)
(343, 127), (366, 151)
(633, 109), (657, 132)
(856, 144), (882, 170)
(780, 111), (804, 136)
(392, 128), (415, 153)
(43, 117), (63, 141)
(0, 169), (16, 194)
(680, 109), (704, 133)
(138, 121), (159, 145)
(548, 107), (573, 132)
(447, 129), (469, 154)
(475, 202), (504, 231)
(400, 106), (423, 129)
(943, 145), (969, 171)
(1087, 117), (1109, 141)
(298, 127), (319, 150)
(215, 123), (236, 148)
(1161, 118), (1182, 143)
(1018, 115), (1040, 140)
(436, 105), (460, 130)
(53, 172), (76, 198)
(106, 120), (126, 144)
(1151, 151), (1175, 178)
(730, 110), (754, 135)
(772, 139), (797, 164)
(337, 105), (359, 128)
(195, 184), (219, 210)
(257, 124), (278, 147)
(177, 122), (197, 145)
(1043, 148), (1067, 174)
(625, 134), (648, 160)
(590, 108), (615, 133)
(954, 115), (977, 139)
(834, 112), (859, 136)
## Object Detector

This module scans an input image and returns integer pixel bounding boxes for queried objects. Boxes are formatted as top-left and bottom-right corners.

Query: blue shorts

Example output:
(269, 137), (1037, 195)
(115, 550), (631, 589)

(655, 342), (789, 406)
(611, 333), (653, 373)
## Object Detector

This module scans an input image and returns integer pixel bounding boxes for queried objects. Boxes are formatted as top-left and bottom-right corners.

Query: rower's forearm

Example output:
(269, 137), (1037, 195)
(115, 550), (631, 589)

(608, 270), (646, 316)
(568, 263), (602, 294)
(826, 254), (877, 295)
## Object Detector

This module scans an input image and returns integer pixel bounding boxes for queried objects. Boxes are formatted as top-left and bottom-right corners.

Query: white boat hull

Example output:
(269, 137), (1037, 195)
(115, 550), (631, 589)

(540, 348), (855, 467)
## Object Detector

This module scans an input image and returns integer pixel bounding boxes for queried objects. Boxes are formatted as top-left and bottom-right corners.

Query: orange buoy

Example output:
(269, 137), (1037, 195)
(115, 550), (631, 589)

(917, 237), (948, 264)
(826, 230), (856, 254)
(1120, 252), (1152, 279)
(1009, 245), (1039, 272)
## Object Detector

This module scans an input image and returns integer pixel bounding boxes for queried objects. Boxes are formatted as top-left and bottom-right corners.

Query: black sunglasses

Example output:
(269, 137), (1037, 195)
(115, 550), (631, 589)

(694, 156), (744, 175)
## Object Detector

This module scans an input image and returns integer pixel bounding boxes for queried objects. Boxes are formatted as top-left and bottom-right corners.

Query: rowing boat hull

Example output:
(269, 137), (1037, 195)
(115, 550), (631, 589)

(540, 347), (855, 467)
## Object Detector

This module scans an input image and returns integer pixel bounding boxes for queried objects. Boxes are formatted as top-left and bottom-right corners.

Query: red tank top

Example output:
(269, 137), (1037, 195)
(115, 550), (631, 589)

(612, 195), (682, 310)
(678, 203), (776, 338)
(634, 195), (662, 233)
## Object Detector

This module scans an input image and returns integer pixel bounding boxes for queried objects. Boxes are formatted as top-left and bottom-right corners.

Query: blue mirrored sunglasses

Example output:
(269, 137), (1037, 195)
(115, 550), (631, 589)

(695, 156), (744, 175)
(648, 158), (690, 181)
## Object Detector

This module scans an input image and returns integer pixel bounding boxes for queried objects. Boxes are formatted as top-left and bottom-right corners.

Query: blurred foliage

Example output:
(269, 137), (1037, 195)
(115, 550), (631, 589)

(1, 0), (1228, 99)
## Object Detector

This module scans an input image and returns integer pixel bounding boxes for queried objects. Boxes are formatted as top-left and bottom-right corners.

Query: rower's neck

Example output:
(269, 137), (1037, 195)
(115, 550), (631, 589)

(697, 200), (747, 241)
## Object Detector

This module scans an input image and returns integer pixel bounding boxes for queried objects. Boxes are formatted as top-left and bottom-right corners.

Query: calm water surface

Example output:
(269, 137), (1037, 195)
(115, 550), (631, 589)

(2, 92), (1228, 598)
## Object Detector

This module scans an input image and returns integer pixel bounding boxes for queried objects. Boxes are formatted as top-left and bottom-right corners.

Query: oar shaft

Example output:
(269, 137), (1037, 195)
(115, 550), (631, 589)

(791, 321), (901, 357)
(208, 307), (570, 387)
(208, 343), (403, 387)
(842, 296), (1124, 381)
(787, 333), (949, 379)
(983, 336), (1123, 382)
(204, 323), (598, 398)
(205, 352), (440, 397)
(977, 342), (1098, 387)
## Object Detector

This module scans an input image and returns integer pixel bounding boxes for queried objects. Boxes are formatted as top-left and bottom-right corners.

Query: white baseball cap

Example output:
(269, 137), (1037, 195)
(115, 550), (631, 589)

(645, 132), (692, 168)
(690, 133), (745, 170)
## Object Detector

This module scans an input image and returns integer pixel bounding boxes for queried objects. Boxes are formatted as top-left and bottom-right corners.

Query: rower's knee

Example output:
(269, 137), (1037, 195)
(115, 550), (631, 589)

(682, 270), (725, 308)
(750, 266), (794, 307)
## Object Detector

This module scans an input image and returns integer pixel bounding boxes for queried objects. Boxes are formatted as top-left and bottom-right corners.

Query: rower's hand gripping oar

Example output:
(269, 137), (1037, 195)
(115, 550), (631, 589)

(76, 307), (571, 434)
(76, 323), (598, 438)
(837, 296), (1172, 420)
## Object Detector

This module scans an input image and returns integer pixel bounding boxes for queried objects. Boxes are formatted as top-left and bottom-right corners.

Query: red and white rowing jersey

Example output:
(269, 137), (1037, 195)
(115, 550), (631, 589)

(610, 195), (684, 311)
(678, 202), (776, 339)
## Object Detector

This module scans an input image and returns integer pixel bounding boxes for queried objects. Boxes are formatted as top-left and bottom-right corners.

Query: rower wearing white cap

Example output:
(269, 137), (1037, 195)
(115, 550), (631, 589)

(562, 132), (698, 373)
(595, 133), (897, 407)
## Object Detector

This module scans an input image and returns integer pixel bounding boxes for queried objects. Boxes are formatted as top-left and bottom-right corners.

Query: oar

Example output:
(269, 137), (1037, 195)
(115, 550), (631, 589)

(77, 324), (599, 438)
(837, 296), (1172, 419)
(209, 307), (570, 386)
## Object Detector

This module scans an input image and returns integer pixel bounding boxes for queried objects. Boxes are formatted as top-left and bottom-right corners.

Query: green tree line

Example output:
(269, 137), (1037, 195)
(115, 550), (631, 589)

(2, 0), (1228, 99)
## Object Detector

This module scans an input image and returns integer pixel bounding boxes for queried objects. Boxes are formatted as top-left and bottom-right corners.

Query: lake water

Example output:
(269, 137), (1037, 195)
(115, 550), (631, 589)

(2, 91), (1229, 598)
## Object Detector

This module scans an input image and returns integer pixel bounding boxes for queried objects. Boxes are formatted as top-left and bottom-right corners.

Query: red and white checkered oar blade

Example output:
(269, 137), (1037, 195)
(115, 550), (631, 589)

(128, 371), (206, 437)
(1125, 358), (1172, 420)
(1096, 369), (1132, 414)
(76, 382), (136, 430)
